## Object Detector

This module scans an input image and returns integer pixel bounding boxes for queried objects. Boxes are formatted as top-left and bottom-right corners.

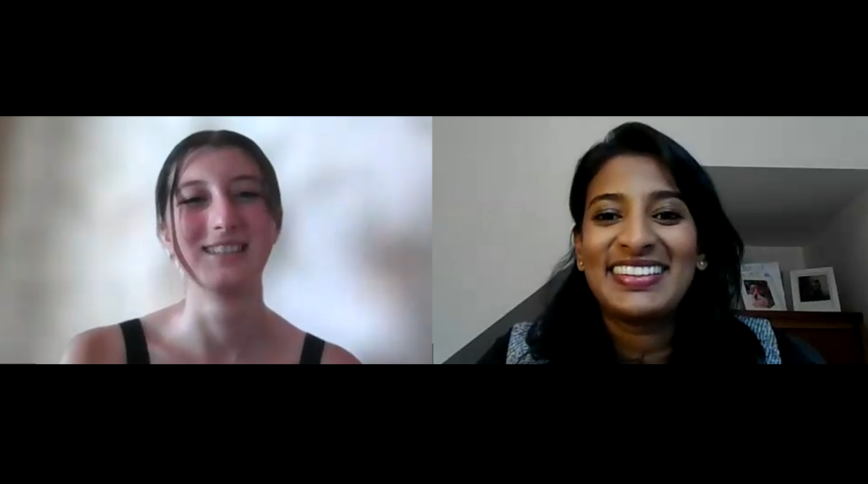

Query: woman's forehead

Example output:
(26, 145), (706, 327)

(176, 146), (262, 183)
(589, 155), (676, 193)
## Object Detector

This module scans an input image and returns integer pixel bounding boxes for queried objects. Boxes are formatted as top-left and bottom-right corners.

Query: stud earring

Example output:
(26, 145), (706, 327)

(577, 260), (585, 271)
(697, 259), (708, 270)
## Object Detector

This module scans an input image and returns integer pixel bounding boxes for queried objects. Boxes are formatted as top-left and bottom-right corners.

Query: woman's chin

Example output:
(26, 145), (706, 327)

(196, 271), (260, 293)
(605, 298), (678, 323)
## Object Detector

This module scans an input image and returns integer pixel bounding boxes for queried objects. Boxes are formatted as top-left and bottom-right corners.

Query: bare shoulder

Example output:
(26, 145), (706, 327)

(60, 304), (179, 364)
(322, 342), (362, 364)
(267, 310), (361, 364)
(60, 325), (126, 364)
(139, 303), (180, 327)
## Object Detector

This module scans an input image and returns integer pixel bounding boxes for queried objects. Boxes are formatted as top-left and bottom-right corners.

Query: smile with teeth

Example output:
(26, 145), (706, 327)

(611, 265), (666, 276)
(203, 244), (248, 255)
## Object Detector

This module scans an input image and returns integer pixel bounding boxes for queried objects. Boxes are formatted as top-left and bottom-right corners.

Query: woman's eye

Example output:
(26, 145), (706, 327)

(237, 191), (261, 199)
(178, 196), (205, 205)
(653, 210), (683, 222)
(593, 212), (620, 222)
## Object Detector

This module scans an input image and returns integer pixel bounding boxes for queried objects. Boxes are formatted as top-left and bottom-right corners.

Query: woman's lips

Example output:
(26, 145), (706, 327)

(609, 265), (668, 290)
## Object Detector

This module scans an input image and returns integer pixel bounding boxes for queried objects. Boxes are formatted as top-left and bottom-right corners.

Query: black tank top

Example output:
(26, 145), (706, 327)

(118, 319), (325, 364)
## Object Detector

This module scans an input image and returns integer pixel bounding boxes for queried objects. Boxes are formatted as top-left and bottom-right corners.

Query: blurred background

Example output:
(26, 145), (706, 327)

(0, 116), (432, 364)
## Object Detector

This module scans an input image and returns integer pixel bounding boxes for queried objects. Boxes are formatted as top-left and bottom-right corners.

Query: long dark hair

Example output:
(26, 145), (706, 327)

(155, 130), (283, 283)
(526, 122), (764, 364)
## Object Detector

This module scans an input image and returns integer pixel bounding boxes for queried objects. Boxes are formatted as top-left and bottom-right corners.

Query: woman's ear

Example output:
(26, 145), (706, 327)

(573, 227), (584, 271)
(271, 219), (280, 246)
(158, 222), (173, 256)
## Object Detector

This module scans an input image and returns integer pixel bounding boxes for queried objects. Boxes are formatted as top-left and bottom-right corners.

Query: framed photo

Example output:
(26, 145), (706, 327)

(740, 262), (788, 311)
(790, 267), (841, 312)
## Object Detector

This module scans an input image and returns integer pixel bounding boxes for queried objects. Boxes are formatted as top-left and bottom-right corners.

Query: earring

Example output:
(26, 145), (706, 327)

(577, 260), (585, 271)
(697, 259), (708, 270)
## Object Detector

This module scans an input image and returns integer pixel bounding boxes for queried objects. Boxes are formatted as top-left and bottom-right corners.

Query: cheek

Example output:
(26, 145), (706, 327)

(662, 226), (699, 263)
(175, 210), (208, 246)
(243, 206), (277, 239)
(577, 230), (609, 266)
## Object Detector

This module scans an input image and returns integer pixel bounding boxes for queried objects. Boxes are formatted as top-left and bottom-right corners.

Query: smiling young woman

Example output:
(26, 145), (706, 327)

(60, 130), (361, 364)
(478, 122), (822, 364)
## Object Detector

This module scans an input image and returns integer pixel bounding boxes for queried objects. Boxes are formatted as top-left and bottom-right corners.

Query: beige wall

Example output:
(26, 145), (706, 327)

(433, 116), (868, 363)
(804, 187), (868, 324)
(0, 116), (432, 363)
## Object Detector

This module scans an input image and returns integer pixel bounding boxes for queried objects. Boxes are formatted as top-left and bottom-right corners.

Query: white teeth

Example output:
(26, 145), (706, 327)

(612, 265), (665, 276)
(204, 244), (245, 255)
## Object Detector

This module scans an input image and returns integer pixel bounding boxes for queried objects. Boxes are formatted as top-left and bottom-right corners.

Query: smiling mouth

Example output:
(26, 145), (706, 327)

(611, 265), (667, 276)
(608, 264), (669, 290)
(202, 244), (248, 255)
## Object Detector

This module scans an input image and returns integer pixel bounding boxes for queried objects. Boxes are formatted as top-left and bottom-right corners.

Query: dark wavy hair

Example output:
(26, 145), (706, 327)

(525, 122), (764, 364)
(154, 130), (283, 283)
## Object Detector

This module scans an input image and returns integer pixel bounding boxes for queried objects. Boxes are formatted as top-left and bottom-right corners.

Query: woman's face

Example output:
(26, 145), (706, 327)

(574, 155), (704, 323)
(162, 147), (279, 291)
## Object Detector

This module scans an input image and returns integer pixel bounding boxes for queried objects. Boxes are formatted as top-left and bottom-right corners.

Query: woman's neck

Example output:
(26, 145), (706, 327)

(603, 315), (675, 364)
(175, 281), (272, 357)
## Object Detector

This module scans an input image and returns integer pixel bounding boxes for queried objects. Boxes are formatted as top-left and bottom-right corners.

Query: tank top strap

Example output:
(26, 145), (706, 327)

(119, 319), (151, 364)
(299, 333), (325, 364)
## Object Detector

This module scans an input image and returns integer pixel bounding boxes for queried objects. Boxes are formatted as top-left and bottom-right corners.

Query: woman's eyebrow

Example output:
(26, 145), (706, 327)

(587, 189), (682, 207)
(177, 175), (262, 189)
(230, 175), (262, 183)
(648, 190), (683, 202)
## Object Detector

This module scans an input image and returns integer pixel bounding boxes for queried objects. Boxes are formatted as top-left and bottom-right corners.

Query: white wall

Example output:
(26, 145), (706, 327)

(742, 246), (806, 310)
(433, 116), (868, 363)
(0, 116), (432, 364)
(804, 186), (868, 325)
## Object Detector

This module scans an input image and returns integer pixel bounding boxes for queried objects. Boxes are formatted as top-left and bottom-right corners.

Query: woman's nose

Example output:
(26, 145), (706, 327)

(617, 214), (656, 251)
(211, 196), (240, 231)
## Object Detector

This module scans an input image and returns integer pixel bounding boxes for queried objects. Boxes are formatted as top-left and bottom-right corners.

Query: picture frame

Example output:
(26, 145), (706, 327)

(790, 267), (841, 312)
(740, 262), (788, 311)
